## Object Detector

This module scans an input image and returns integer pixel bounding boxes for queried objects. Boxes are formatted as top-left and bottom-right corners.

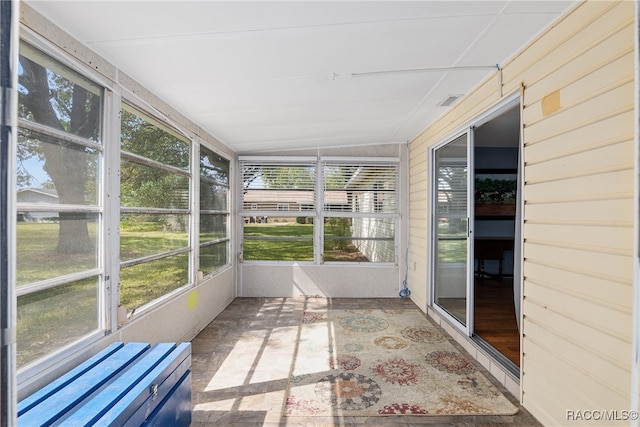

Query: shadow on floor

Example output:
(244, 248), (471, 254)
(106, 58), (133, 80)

(189, 297), (541, 426)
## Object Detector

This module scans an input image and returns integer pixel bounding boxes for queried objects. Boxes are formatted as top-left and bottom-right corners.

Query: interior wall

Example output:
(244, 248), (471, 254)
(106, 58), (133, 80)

(408, 1), (635, 425)
(17, 3), (237, 397)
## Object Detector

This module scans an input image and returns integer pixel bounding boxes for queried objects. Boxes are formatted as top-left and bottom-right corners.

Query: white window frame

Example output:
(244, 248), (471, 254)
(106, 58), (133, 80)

(238, 156), (399, 265)
(15, 31), (114, 385)
(198, 143), (231, 279)
(118, 102), (194, 317)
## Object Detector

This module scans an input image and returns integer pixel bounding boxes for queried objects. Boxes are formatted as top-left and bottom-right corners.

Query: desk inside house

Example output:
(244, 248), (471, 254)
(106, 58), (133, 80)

(475, 238), (514, 278)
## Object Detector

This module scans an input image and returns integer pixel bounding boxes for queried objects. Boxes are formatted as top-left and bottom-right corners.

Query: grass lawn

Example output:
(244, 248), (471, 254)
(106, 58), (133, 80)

(16, 222), (97, 285)
(243, 223), (314, 261)
(16, 221), (190, 366)
(243, 222), (368, 261)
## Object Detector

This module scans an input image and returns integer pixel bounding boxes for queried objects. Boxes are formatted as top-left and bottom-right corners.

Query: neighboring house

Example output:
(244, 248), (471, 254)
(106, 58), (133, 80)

(242, 189), (349, 217)
(16, 188), (58, 221)
(347, 168), (396, 263)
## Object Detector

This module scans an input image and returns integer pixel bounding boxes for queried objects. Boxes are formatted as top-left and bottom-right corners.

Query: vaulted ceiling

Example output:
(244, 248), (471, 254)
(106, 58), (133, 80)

(26, 1), (576, 153)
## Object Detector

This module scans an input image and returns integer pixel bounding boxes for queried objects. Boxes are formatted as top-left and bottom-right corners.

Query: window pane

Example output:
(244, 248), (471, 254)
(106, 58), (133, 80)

(324, 164), (397, 213)
(200, 214), (227, 241)
(17, 277), (98, 368)
(18, 43), (102, 141)
(17, 129), (99, 204)
(200, 180), (228, 211)
(241, 163), (316, 212)
(200, 146), (229, 185)
(120, 213), (189, 262)
(16, 213), (98, 285)
(200, 242), (228, 275)
(243, 218), (313, 261)
(121, 109), (190, 170)
(324, 217), (394, 263)
(121, 159), (189, 209)
(119, 253), (189, 312)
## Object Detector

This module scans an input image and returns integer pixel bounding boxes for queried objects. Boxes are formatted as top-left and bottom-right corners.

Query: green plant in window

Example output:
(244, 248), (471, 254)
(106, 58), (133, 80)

(326, 217), (351, 250)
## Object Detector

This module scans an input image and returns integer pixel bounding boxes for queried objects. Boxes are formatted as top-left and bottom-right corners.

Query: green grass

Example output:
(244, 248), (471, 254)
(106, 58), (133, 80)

(437, 240), (467, 263)
(243, 223), (314, 261)
(119, 253), (188, 310)
(16, 222), (191, 366)
(243, 222), (368, 262)
(16, 222), (97, 285)
(119, 228), (188, 261)
(17, 278), (97, 368)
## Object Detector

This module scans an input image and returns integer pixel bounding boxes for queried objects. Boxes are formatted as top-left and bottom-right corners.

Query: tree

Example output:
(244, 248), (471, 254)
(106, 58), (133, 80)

(261, 166), (314, 190)
(18, 51), (101, 253)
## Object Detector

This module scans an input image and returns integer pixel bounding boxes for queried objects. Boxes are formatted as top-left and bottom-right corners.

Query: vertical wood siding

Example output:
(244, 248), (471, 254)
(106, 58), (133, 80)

(408, 1), (635, 425)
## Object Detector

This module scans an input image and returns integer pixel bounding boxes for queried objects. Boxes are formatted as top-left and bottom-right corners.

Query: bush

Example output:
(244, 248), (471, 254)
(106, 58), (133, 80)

(296, 216), (313, 224)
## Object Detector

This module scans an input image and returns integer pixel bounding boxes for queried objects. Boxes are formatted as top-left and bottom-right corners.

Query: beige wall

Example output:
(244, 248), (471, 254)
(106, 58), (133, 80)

(408, 1), (635, 425)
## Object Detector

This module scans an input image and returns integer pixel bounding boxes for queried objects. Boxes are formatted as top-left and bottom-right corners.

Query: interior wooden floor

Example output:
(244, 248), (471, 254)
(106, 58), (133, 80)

(474, 276), (520, 367)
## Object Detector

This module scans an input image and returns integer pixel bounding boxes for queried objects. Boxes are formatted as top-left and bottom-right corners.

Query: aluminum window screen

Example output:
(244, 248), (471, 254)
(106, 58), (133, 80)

(323, 163), (398, 213)
(241, 161), (316, 214)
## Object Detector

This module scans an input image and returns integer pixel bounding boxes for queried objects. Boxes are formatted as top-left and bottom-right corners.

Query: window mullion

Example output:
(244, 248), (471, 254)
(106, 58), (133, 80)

(316, 159), (324, 264)
(105, 87), (121, 333)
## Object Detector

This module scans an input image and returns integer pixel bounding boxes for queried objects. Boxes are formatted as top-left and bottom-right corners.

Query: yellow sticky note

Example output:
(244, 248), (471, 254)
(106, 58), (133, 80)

(187, 290), (198, 310)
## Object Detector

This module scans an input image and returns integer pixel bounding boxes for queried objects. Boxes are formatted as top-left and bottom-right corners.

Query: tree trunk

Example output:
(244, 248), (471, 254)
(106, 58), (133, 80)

(20, 57), (99, 254)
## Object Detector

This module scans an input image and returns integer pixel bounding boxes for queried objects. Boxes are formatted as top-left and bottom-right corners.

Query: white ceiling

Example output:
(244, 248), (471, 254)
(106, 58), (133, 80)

(26, 1), (576, 154)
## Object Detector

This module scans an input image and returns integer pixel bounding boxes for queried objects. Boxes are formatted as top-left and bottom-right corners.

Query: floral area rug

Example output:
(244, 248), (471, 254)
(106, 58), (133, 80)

(284, 308), (518, 417)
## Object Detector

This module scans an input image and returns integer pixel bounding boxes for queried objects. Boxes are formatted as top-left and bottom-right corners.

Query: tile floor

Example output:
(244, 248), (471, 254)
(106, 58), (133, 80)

(190, 297), (542, 426)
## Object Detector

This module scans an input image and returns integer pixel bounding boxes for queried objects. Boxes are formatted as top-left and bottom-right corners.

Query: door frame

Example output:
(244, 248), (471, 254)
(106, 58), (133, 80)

(429, 128), (475, 336)
(429, 93), (522, 343)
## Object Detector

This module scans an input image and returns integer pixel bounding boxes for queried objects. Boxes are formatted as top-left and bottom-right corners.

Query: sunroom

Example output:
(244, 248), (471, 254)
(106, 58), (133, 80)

(1, 1), (639, 426)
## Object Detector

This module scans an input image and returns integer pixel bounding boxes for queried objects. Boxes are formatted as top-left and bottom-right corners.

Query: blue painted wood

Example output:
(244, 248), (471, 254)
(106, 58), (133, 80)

(18, 343), (150, 426)
(99, 343), (191, 427)
(141, 371), (191, 427)
(18, 342), (192, 427)
(56, 343), (177, 427)
(18, 343), (191, 427)
(17, 342), (124, 416)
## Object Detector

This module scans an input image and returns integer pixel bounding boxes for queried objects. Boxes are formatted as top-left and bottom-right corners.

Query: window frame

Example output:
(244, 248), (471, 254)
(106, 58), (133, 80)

(238, 156), (399, 265)
(15, 35), (111, 379)
(239, 156), (318, 264)
(321, 157), (399, 264)
(118, 102), (193, 316)
(198, 143), (231, 278)
(14, 27), (235, 388)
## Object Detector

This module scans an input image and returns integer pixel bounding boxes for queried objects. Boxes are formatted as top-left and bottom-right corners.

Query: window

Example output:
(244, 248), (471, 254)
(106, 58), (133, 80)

(16, 42), (103, 367)
(199, 146), (230, 276)
(239, 157), (398, 263)
(240, 159), (316, 261)
(119, 105), (191, 313)
(13, 38), (232, 377)
(323, 161), (398, 263)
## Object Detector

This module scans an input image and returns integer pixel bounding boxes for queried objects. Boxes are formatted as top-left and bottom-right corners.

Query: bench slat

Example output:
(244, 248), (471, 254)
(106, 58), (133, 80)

(17, 342), (124, 416)
(54, 343), (177, 427)
(19, 342), (150, 426)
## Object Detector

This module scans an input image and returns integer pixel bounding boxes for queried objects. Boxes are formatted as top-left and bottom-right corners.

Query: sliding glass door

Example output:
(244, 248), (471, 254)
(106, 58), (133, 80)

(432, 132), (473, 332)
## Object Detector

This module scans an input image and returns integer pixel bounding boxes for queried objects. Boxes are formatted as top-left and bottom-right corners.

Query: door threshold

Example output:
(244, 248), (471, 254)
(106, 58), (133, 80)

(472, 334), (520, 380)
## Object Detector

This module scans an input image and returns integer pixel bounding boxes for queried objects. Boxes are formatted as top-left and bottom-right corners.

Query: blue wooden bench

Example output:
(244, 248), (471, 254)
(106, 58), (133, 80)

(18, 342), (191, 426)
